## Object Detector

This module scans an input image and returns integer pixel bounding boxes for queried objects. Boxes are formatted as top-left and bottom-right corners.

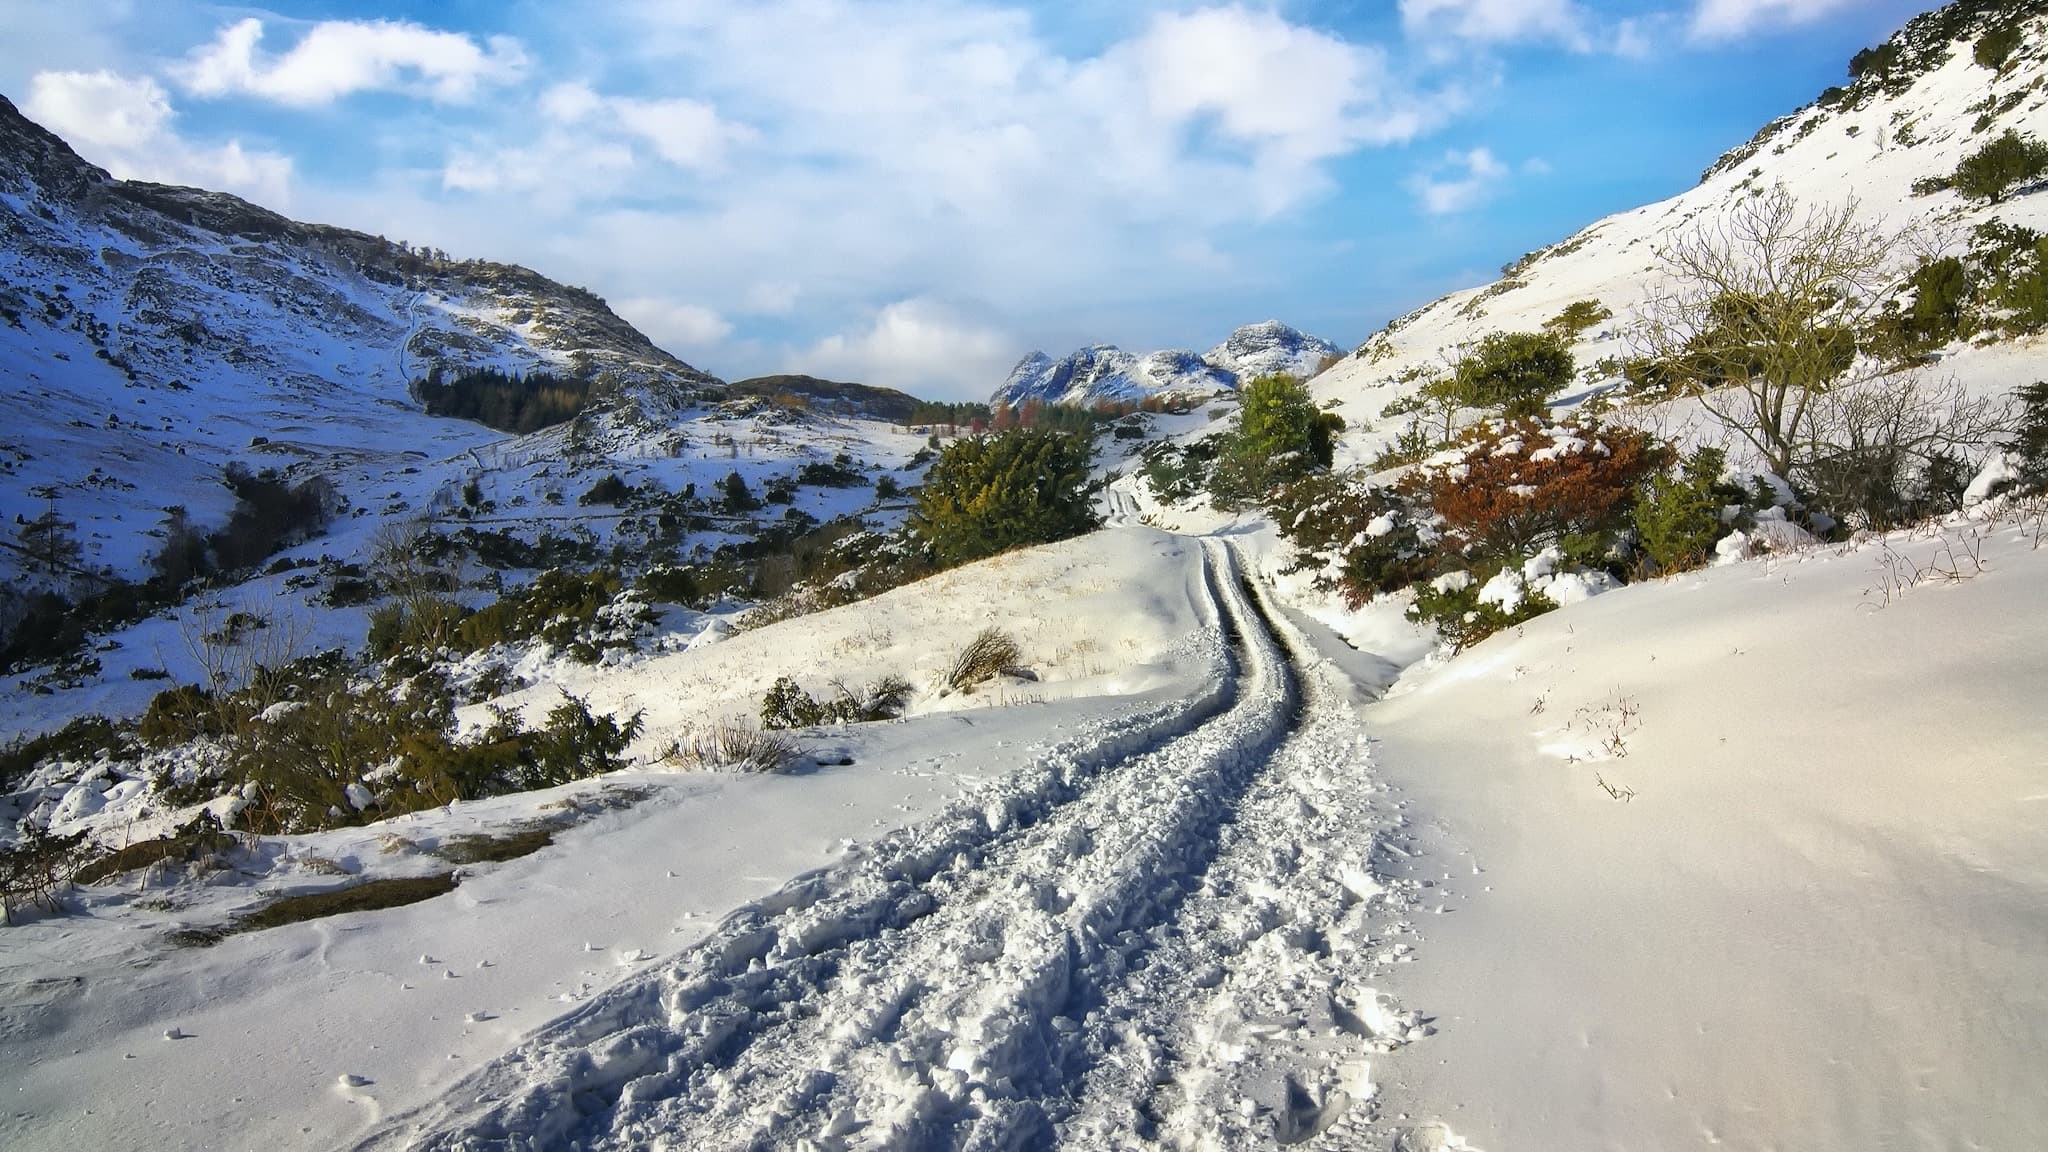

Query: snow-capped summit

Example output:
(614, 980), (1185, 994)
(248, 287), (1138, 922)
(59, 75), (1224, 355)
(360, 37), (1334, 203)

(1202, 321), (1342, 382)
(993, 323), (1337, 409)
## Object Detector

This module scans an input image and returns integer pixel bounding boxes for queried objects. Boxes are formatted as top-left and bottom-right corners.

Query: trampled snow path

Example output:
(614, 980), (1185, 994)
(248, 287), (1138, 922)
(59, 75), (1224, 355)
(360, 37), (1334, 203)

(364, 540), (1420, 1150)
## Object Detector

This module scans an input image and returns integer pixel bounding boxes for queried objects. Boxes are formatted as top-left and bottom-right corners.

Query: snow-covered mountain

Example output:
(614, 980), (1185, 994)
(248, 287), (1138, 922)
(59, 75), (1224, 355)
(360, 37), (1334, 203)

(993, 321), (1339, 409)
(1307, 0), (2048, 455)
(0, 94), (928, 589)
(1202, 319), (1343, 382)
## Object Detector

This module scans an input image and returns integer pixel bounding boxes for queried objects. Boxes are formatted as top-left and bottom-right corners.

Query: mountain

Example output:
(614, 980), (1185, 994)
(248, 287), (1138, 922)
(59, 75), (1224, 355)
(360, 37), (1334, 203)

(0, 94), (923, 592)
(992, 322), (1338, 409)
(728, 375), (923, 423)
(1312, 0), (2048, 441)
(1202, 320), (1342, 382)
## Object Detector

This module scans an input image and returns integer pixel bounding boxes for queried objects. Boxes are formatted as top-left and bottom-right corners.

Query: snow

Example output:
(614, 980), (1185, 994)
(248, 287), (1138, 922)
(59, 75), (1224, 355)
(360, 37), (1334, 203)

(3, 9), (2047, 1151)
(1355, 507), (2048, 1150)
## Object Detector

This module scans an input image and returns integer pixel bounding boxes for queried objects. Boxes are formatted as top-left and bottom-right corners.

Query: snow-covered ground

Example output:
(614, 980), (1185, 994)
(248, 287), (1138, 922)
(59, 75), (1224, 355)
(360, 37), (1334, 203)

(1355, 502), (2048, 1151)
(0, 527), (1247, 1150)
(5, 505), (2046, 1150)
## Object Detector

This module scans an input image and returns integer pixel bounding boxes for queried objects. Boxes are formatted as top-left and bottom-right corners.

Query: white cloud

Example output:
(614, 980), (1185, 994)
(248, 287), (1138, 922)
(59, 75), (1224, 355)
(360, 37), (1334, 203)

(1691, 0), (1856, 41)
(177, 17), (526, 106)
(24, 69), (292, 205)
(1401, 0), (1591, 49)
(1408, 147), (1509, 215)
(24, 68), (169, 148)
(792, 299), (1018, 393)
(612, 97), (752, 170)
(616, 298), (734, 348)
(539, 81), (603, 124)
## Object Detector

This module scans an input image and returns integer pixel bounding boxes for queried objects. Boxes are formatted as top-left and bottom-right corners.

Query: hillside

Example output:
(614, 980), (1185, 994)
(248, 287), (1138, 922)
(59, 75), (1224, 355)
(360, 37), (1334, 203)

(1303, 0), (2048, 469)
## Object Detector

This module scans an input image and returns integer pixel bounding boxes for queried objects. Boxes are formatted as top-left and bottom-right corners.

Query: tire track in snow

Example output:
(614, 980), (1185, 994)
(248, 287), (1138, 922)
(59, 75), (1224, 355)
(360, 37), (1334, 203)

(1057, 579), (1427, 1150)
(366, 540), (1420, 1150)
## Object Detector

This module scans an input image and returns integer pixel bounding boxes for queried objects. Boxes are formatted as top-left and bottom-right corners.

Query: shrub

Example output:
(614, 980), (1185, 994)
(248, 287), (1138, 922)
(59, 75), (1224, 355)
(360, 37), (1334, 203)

(636, 562), (744, 608)
(1634, 447), (1732, 575)
(210, 464), (334, 572)
(1209, 375), (1343, 507)
(910, 431), (1099, 568)
(798, 454), (865, 488)
(1, 823), (90, 924)
(1264, 472), (1432, 608)
(1797, 375), (2006, 530)
(668, 722), (801, 774)
(513, 697), (643, 791)
(1455, 331), (1575, 418)
(0, 715), (130, 791)
(454, 569), (640, 663)
(1974, 23), (2024, 72)
(367, 595), (469, 660)
(1542, 299), (1613, 339)
(149, 507), (211, 590)
(1139, 438), (1219, 503)
(1403, 418), (1668, 563)
(719, 471), (759, 513)
(580, 474), (633, 506)
(875, 475), (901, 500)
(1407, 568), (1557, 652)
(1952, 130), (2048, 204)
(761, 674), (913, 729)
(949, 627), (1022, 693)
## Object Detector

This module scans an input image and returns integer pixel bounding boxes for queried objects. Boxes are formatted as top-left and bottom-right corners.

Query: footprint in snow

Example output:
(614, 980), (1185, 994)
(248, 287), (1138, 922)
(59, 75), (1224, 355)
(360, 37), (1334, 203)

(337, 1074), (372, 1089)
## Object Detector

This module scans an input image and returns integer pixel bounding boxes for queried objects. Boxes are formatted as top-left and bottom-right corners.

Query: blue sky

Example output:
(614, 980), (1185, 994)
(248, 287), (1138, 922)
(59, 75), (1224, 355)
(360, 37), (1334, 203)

(3, 0), (1929, 398)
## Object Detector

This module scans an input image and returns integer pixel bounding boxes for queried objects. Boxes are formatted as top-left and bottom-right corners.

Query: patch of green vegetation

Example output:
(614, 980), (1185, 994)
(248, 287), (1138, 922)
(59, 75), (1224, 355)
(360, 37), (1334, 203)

(177, 873), (459, 946)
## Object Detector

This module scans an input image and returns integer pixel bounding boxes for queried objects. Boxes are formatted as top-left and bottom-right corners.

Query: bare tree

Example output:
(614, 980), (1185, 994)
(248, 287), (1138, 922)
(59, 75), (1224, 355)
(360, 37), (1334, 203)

(1798, 372), (2009, 529)
(1635, 186), (1927, 479)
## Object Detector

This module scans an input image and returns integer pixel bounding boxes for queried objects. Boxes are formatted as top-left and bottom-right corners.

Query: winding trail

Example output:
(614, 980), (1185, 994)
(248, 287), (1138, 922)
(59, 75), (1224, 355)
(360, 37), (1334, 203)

(364, 540), (1423, 1151)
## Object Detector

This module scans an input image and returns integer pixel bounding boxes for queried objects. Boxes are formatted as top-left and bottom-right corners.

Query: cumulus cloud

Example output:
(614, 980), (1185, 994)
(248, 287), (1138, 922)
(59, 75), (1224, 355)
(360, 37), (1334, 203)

(177, 17), (526, 106)
(24, 69), (292, 205)
(791, 299), (1019, 394)
(615, 298), (734, 348)
(1691, 0), (1857, 41)
(1408, 147), (1510, 215)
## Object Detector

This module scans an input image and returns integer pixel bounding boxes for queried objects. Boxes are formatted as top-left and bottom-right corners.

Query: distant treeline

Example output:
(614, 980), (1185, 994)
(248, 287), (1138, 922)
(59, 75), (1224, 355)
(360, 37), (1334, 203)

(416, 367), (594, 434)
(906, 401), (993, 429)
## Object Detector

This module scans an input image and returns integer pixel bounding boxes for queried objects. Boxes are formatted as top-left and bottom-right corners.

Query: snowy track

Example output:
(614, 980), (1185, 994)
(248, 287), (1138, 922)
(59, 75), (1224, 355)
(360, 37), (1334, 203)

(366, 541), (1418, 1151)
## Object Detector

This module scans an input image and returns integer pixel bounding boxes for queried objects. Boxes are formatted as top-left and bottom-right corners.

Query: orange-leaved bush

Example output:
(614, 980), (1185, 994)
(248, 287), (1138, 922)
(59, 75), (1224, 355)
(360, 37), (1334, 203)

(1401, 418), (1668, 561)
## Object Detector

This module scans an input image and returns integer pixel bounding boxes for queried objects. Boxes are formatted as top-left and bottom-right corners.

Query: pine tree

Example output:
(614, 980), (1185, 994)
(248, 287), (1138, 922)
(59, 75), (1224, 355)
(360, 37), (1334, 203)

(910, 430), (1099, 568)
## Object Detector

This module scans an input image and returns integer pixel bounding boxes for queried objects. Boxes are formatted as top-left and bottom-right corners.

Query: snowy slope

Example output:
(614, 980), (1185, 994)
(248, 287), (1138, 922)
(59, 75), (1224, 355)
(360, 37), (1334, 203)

(1305, 1), (2048, 469)
(1358, 501), (2048, 1151)
(992, 322), (1338, 409)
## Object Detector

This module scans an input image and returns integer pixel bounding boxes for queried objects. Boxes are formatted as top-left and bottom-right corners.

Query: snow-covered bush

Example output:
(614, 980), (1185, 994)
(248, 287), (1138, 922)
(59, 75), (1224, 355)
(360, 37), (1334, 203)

(1401, 418), (1667, 564)
(1264, 472), (1433, 608)
(1407, 567), (1558, 652)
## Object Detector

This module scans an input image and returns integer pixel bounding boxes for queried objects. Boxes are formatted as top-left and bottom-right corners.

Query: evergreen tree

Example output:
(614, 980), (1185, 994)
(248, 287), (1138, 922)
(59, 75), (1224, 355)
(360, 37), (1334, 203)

(16, 508), (81, 575)
(1953, 130), (2048, 205)
(910, 430), (1099, 567)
